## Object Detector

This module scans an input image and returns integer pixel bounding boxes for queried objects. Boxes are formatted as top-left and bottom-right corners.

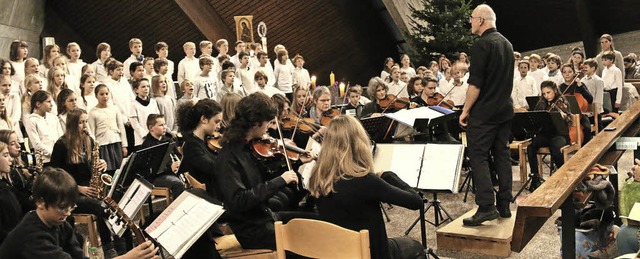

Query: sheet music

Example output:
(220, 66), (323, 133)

(383, 107), (444, 127)
(300, 137), (322, 189)
(106, 178), (152, 237)
(374, 144), (424, 186)
(145, 192), (225, 258)
(417, 144), (464, 192)
(374, 143), (464, 192)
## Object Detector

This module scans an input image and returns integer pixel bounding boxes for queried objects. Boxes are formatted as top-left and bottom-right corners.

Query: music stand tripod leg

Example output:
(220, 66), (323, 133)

(417, 192), (439, 259)
(404, 194), (429, 236)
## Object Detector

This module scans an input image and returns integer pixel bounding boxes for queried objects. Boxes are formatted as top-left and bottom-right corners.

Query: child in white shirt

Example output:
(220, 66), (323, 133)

(123, 38), (144, 80)
(177, 42), (200, 85)
(65, 42), (86, 82)
(9, 40), (28, 84)
(154, 42), (174, 79)
(89, 84), (128, 170)
(601, 51), (623, 112)
(273, 49), (294, 98)
(78, 74), (98, 111)
(92, 43), (111, 83)
(130, 78), (159, 146)
(152, 75), (177, 133)
(235, 52), (255, 93)
(193, 56), (218, 101)
(230, 41), (246, 69)
(24, 90), (63, 164)
(292, 54), (311, 88)
(512, 60), (538, 111)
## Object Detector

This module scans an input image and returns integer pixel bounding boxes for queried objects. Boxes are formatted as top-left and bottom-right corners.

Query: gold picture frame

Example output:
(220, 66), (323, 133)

(234, 15), (254, 43)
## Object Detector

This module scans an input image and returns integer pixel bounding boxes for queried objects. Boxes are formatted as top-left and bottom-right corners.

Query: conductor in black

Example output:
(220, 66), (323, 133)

(459, 4), (515, 226)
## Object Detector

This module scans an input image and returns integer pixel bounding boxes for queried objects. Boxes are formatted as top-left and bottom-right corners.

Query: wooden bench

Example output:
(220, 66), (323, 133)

(511, 101), (640, 258)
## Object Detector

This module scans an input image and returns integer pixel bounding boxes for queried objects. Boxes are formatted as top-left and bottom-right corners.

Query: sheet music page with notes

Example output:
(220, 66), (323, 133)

(145, 191), (225, 258)
(300, 137), (322, 188)
(107, 179), (152, 237)
(417, 144), (464, 192)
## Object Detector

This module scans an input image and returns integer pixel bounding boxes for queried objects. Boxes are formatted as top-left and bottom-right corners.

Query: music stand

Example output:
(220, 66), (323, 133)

(563, 95), (583, 115)
(526, 96), (540, 111)
(511, 111), (568, 201)
(359, 116), (394, 143)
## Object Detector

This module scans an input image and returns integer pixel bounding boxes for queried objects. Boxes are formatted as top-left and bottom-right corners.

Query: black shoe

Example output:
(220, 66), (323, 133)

(497, 203), (511, 218)
(463, 208), (499, 226)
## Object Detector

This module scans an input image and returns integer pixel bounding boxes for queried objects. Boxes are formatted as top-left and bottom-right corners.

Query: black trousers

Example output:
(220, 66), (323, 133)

(527, 134), (568, 175)
(466, 120), (512, 209)
(604, 88), (618, 113)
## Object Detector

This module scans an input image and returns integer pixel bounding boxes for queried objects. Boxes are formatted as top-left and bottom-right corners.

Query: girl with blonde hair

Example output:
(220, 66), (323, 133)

(308, 115), (424, 259)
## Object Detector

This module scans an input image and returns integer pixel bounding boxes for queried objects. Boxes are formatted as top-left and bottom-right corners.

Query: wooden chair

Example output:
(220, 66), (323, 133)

(73, 213), (101, 248)
(536, 114), (582, 176)
(274, 219), (371, 259)
(216, 223), (276, 259)
(509, 139), (530, 182)
(185, 172), (206, 190)
(140, 187), (172, 225)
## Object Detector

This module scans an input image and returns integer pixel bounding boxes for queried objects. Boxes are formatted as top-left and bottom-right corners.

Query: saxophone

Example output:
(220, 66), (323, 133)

(88, 134), (112, 199)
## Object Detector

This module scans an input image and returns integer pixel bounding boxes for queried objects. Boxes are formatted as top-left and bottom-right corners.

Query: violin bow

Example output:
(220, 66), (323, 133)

(274, 116), (293, 172)
(437, 81), (459, 107)
(380, 82), (409, 114)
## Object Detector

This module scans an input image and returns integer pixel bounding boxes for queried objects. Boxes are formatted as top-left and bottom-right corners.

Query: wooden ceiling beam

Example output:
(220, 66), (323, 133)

(174, 0), (234, 42)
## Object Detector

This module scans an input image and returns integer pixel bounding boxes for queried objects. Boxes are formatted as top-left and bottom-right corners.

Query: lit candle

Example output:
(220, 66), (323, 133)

(339, 82), (345, 97)
(311, 75), (317, 88)
(330, 71), (335, 87)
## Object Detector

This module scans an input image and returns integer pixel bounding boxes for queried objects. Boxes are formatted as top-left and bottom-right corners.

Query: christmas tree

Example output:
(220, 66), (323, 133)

(406, 0), (476, 64)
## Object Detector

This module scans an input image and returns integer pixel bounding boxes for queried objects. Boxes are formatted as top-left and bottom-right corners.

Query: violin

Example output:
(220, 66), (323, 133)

(425, 93), (455, 109)
(282, 113), (321, 134)
(320, 108), (340, 126)
(251, 134), (309, 161)
(378, 94), (410, 111)
(206, 132), (222, 152)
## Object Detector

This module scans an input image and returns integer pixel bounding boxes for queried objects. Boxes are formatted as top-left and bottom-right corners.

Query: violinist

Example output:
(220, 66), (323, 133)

(361, 77), (394, 117)
(410, 76), (456, 142)
(0, 130), (34, 214)
(307, 86), (337, 125)
(527, 81), (573, 189)
(290, 85), (310, 116)
(214, 92), (315, 250)
(342, 85), (364, 117)
(410, 76), (451, 108)
(175, 98), (226, 259)
(559, 63), (592, 143)
(139, 114), (183, 199)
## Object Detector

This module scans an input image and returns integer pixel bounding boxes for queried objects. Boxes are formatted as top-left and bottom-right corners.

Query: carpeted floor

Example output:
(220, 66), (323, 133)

(382, 150), (634, 259)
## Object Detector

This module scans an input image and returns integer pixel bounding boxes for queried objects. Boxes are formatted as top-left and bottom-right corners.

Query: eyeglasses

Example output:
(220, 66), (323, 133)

(56, 204), (77, 214)
(469, 16), (483, 23)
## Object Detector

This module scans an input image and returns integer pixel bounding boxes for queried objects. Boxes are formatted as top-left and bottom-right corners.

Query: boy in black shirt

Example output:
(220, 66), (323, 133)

(0, 167), (158, 259)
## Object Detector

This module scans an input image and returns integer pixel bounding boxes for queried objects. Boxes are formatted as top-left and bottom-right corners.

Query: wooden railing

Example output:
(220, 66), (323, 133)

(511, 100), (640, 258)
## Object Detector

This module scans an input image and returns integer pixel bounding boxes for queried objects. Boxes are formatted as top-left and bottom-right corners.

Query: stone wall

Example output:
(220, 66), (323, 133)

(0, 0), (45, 60)
(521, 30), (640, 61)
